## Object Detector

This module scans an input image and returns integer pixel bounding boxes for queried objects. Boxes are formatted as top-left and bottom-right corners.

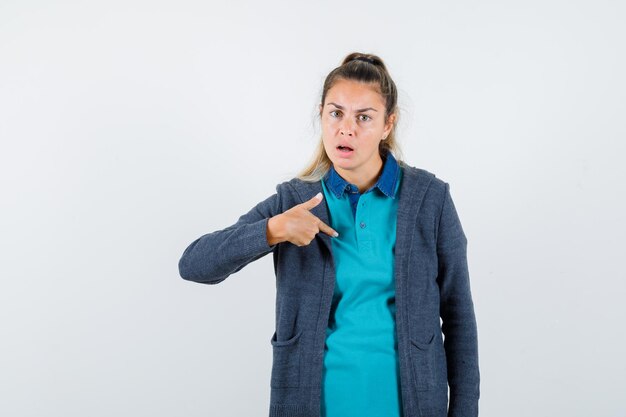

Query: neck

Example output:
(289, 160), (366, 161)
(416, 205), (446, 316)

(334, 154), (384, 193)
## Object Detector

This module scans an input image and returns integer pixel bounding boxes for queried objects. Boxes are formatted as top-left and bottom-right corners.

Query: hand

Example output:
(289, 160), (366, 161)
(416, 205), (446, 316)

(267, 192), (338, 247)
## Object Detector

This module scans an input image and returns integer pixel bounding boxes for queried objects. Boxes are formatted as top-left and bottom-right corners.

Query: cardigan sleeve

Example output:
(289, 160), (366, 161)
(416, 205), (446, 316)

(435, 182), (480, 417)
(178, 187), (282, 285)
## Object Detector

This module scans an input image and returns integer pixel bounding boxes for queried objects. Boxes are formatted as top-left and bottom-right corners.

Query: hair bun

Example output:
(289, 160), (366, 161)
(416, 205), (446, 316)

(353, 56), (375, 65)
(341, 52), (387, 71)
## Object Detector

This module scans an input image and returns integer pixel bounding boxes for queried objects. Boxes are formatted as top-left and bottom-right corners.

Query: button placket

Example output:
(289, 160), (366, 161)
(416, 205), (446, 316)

(355, 193), (373, 255)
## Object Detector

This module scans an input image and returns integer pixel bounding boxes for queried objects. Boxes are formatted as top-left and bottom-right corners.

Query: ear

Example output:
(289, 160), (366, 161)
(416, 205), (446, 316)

(384, 113), (397, 136)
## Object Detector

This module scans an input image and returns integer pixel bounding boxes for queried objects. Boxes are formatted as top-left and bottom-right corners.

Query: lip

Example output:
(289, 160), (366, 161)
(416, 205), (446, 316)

(336, 144), (355, 158)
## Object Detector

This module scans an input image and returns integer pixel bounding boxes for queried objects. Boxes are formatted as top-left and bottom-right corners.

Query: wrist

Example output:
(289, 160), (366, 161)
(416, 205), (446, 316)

(267, 215), (286, 246)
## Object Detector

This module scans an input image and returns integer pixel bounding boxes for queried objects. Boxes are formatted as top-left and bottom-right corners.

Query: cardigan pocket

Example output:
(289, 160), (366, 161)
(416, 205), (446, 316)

(410, 330), (436, 391)
(270, 329), (303, 388)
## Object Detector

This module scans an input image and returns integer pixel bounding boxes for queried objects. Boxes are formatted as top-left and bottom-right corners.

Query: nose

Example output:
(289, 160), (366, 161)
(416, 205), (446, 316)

(340, 119), (355, 136)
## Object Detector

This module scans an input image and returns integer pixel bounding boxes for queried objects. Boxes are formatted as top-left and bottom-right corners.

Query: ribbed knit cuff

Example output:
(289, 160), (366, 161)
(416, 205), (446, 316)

(245, 217), (277, 254)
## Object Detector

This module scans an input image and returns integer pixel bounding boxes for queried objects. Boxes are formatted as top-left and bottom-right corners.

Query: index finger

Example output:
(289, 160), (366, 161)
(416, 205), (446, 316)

(317, 219), (339, 238)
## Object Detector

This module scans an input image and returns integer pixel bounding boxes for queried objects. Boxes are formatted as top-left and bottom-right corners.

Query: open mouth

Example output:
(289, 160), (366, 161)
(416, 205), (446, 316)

(337, 145), (354, 153)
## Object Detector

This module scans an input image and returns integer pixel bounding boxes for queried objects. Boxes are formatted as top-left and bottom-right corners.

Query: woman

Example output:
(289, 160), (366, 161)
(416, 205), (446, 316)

(179, 52), (480, 417)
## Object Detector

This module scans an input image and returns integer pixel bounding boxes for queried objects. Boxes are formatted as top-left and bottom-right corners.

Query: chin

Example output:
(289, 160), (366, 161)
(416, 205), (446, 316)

(332, 160), (355, 170)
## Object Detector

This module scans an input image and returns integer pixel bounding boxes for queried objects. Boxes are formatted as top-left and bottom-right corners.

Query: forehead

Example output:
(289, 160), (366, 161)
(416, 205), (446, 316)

(325, 79), (384, 107)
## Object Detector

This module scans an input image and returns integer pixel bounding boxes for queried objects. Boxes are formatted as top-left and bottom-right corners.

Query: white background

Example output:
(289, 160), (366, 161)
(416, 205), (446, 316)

(1, 1), (625, 416)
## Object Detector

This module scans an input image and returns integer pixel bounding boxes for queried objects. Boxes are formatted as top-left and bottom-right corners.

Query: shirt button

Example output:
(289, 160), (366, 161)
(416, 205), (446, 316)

(360, 221), (366, 229)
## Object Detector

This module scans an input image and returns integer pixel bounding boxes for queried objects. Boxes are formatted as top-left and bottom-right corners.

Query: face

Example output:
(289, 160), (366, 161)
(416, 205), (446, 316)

(319, 78), (395, 183)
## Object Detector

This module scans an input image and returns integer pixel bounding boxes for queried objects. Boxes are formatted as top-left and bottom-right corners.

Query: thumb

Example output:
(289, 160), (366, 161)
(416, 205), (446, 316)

(301, 192), (323, 210)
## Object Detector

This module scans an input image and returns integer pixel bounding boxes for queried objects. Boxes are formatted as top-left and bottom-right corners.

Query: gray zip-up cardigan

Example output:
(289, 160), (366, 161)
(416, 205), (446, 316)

(178, 162), (480, 417)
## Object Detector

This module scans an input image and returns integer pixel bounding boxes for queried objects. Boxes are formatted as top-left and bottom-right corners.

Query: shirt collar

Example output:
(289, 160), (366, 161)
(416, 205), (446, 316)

(323, 151), (400, 199)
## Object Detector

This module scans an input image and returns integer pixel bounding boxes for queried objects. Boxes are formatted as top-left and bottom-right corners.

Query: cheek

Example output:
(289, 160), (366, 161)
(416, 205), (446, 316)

(322, 116), (339, 128)
(364, 121), (383, 132)
(321, 136), (332, 150)
(321, 121), (336, 139)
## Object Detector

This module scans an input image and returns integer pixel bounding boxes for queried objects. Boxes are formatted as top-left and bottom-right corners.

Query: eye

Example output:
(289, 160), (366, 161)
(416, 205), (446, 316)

(330, 110), (342, 118)
(358, 114), (372, 122)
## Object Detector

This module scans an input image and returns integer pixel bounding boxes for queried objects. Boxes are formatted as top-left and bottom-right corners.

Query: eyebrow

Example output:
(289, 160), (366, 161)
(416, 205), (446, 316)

(326, 102), (378, 112)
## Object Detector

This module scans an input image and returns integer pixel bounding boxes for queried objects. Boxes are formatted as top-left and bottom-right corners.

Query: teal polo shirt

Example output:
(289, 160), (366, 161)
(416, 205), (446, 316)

(320, 152), (404, 417)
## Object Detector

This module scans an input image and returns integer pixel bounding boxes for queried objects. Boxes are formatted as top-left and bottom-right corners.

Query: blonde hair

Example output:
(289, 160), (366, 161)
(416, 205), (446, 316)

(297, 52), (404, 182)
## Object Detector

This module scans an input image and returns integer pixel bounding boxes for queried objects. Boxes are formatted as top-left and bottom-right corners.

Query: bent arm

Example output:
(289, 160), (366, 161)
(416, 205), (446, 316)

(178, 191), (281, 284)
(436, 183), (480, 417)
